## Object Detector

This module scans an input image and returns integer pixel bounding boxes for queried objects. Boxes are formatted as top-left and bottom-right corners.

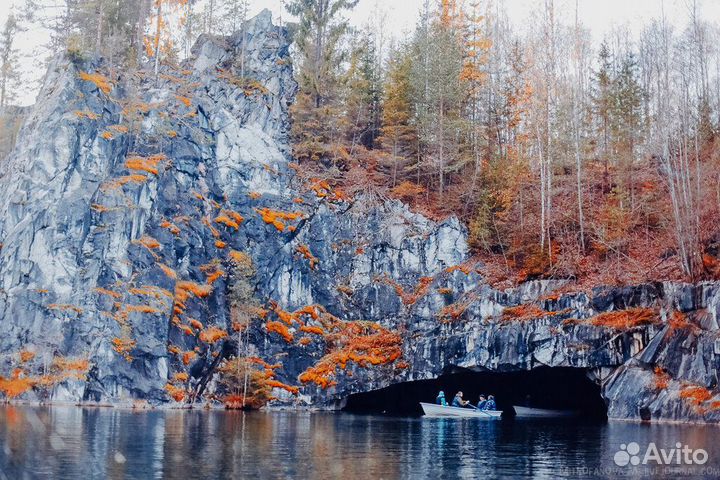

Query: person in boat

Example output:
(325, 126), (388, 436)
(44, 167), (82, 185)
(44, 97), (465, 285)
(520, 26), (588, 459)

(452, 391), (473, 409)
(483, 395), (497, 411)
(476, 395), (487, 410)
(436, 390), (448, 406)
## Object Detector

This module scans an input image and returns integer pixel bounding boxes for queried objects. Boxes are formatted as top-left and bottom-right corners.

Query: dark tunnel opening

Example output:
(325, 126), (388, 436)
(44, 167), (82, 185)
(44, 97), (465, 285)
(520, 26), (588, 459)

(343, 367), (608, 419)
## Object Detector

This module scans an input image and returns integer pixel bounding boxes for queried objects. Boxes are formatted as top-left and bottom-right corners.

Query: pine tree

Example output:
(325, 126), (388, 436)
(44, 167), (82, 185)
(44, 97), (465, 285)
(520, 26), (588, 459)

(379, 45), (417, 187)
(286, 0), (359, 165)
(410, 0), (466, 199)
(0, 13), (21, 107)
(610, 51), (644, 206)
(592, 41), (613, 187)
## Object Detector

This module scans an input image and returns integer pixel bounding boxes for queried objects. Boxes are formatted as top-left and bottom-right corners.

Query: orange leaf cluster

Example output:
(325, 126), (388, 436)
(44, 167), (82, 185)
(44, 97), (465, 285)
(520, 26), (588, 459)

(295, 244), (319, 269)
(19, 351), (35, 363)
(255, 208), (304, 232)
(501, 304), (548, 322)
(654, 366), (670, 390)
(48, 304), (83, 314)
(112, 337), (136, 362)
(165, 383), (185, 402)
(158, 263), (177, 279)
(173, 281), (212, 316)
(215, 211), (243, 230)
(101, 174), (148, 191)
(297, 310), (403, 389)
(175, 95), (192, 107)
(78, 71), (112, 94)
(73, 110), (98, 120)
(95, 287), (122, 299)
(126, 154), (167, 175)
(266, 321), (294, 343)
(299, 325), (325, 335)
(669, 311), (690, 330)
(0, 375), (34, 399)
(590, 308), (658, 330)
(160, 220), (181, 235)
(445, 264), (473, 275)
(379, 276), (434, 305)
(125, 304), (162, 315)
(215, 240), (227, 249)
(182, 351), (197, 366)
(680, 385), (713, 406)
(265, 379), (300, 395)
(199, 326), (228, 344)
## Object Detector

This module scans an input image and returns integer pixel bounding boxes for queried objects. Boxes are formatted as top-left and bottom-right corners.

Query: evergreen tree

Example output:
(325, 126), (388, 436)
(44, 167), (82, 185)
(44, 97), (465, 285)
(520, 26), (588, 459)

(285, 0), (359, 165)
(592, 41), (613, 183)
(0, 13), (21, 107)
(379, 45), (417, 187)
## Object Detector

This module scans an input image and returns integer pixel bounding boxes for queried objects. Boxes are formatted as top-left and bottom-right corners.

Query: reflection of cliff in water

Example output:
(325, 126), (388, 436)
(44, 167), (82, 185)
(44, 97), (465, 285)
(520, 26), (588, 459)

(2, 406), (719, 478)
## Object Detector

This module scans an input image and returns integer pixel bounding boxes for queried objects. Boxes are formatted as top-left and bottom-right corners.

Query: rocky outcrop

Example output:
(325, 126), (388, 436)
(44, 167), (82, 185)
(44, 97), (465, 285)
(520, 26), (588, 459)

(0, 10), (718, 424)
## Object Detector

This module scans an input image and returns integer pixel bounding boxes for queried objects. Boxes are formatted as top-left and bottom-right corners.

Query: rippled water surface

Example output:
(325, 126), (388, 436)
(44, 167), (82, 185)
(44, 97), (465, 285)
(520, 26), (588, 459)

(1, 406), (719, 479)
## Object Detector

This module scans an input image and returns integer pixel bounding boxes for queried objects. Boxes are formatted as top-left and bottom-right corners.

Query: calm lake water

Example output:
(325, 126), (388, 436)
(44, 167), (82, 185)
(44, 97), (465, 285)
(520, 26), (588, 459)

(1, 406), (719, 479)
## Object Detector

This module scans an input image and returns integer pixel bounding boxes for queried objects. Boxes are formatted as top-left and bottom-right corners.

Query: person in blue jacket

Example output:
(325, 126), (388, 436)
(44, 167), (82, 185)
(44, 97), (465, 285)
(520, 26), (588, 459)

(436, 390), (448, 406)
(483, 395), (497, 411)
(476, 394), (487, 410)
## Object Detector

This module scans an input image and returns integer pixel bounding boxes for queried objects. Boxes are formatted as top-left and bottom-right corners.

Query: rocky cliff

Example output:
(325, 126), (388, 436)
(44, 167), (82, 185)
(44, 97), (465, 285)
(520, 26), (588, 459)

(0, 10), (718, 423)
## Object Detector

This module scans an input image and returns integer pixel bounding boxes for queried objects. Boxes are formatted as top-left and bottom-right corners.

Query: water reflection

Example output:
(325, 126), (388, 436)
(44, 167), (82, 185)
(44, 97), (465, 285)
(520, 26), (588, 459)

(0, 406), (719, 479)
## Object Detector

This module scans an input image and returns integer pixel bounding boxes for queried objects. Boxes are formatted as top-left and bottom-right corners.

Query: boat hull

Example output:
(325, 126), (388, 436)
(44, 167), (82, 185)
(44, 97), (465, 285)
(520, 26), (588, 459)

(512, 405), (578, 418)
(420, 402), (502, 418)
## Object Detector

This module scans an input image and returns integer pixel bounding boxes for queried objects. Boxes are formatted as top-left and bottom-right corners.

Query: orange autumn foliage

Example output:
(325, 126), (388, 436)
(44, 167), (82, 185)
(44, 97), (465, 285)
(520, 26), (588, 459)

(19, 351), (35, 363)
(298, 309), (403, 389)
(175, 95), (191, 107)
(182, 351), (197, 366)
(160, 220), (181, 235)
(95, 287), (122, 299)
(199, 326), (228, 344)
(379, 276), (434, 305)
(299, 325), (324, 335)
(112, 337), (136, 362)
(0, 375), (34, 399)
(265, 379), (300, 395)
(501, 304), (547, 322)
(654, 366), (670, 390)
(680, 385), (713, 406)
(295, 244), (319, 269)
(590, 308), (658, 330)
(78, 71), (112, 94)
(126, 154), (167, 175)
(48, 304), (83, 314)
(266, 321), (294, 343)
(101, 174), (148, 191)
(135, 235), (161, 250)
(215, 212), (242, 230)
(158, 263), (177, 279)
(255, 208), (303, 232)
(165, 383), (185, 402)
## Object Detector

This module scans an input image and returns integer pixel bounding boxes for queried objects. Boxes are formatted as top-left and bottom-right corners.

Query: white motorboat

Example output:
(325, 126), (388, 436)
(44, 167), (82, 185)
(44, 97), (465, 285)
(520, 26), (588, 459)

(420, 402), (502, 418)
(512, 405), (578, 418)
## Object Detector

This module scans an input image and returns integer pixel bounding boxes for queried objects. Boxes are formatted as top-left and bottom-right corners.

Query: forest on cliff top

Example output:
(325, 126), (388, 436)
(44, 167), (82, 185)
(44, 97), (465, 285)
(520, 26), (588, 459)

(1, 0), (720, 289)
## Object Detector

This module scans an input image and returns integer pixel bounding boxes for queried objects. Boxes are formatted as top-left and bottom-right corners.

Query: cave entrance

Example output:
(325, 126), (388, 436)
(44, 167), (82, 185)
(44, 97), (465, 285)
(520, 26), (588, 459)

(343, 367), (607, 419)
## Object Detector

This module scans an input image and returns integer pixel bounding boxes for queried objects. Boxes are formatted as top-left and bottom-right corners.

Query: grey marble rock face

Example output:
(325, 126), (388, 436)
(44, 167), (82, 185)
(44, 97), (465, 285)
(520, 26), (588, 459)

(0, 10), (718, 423)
